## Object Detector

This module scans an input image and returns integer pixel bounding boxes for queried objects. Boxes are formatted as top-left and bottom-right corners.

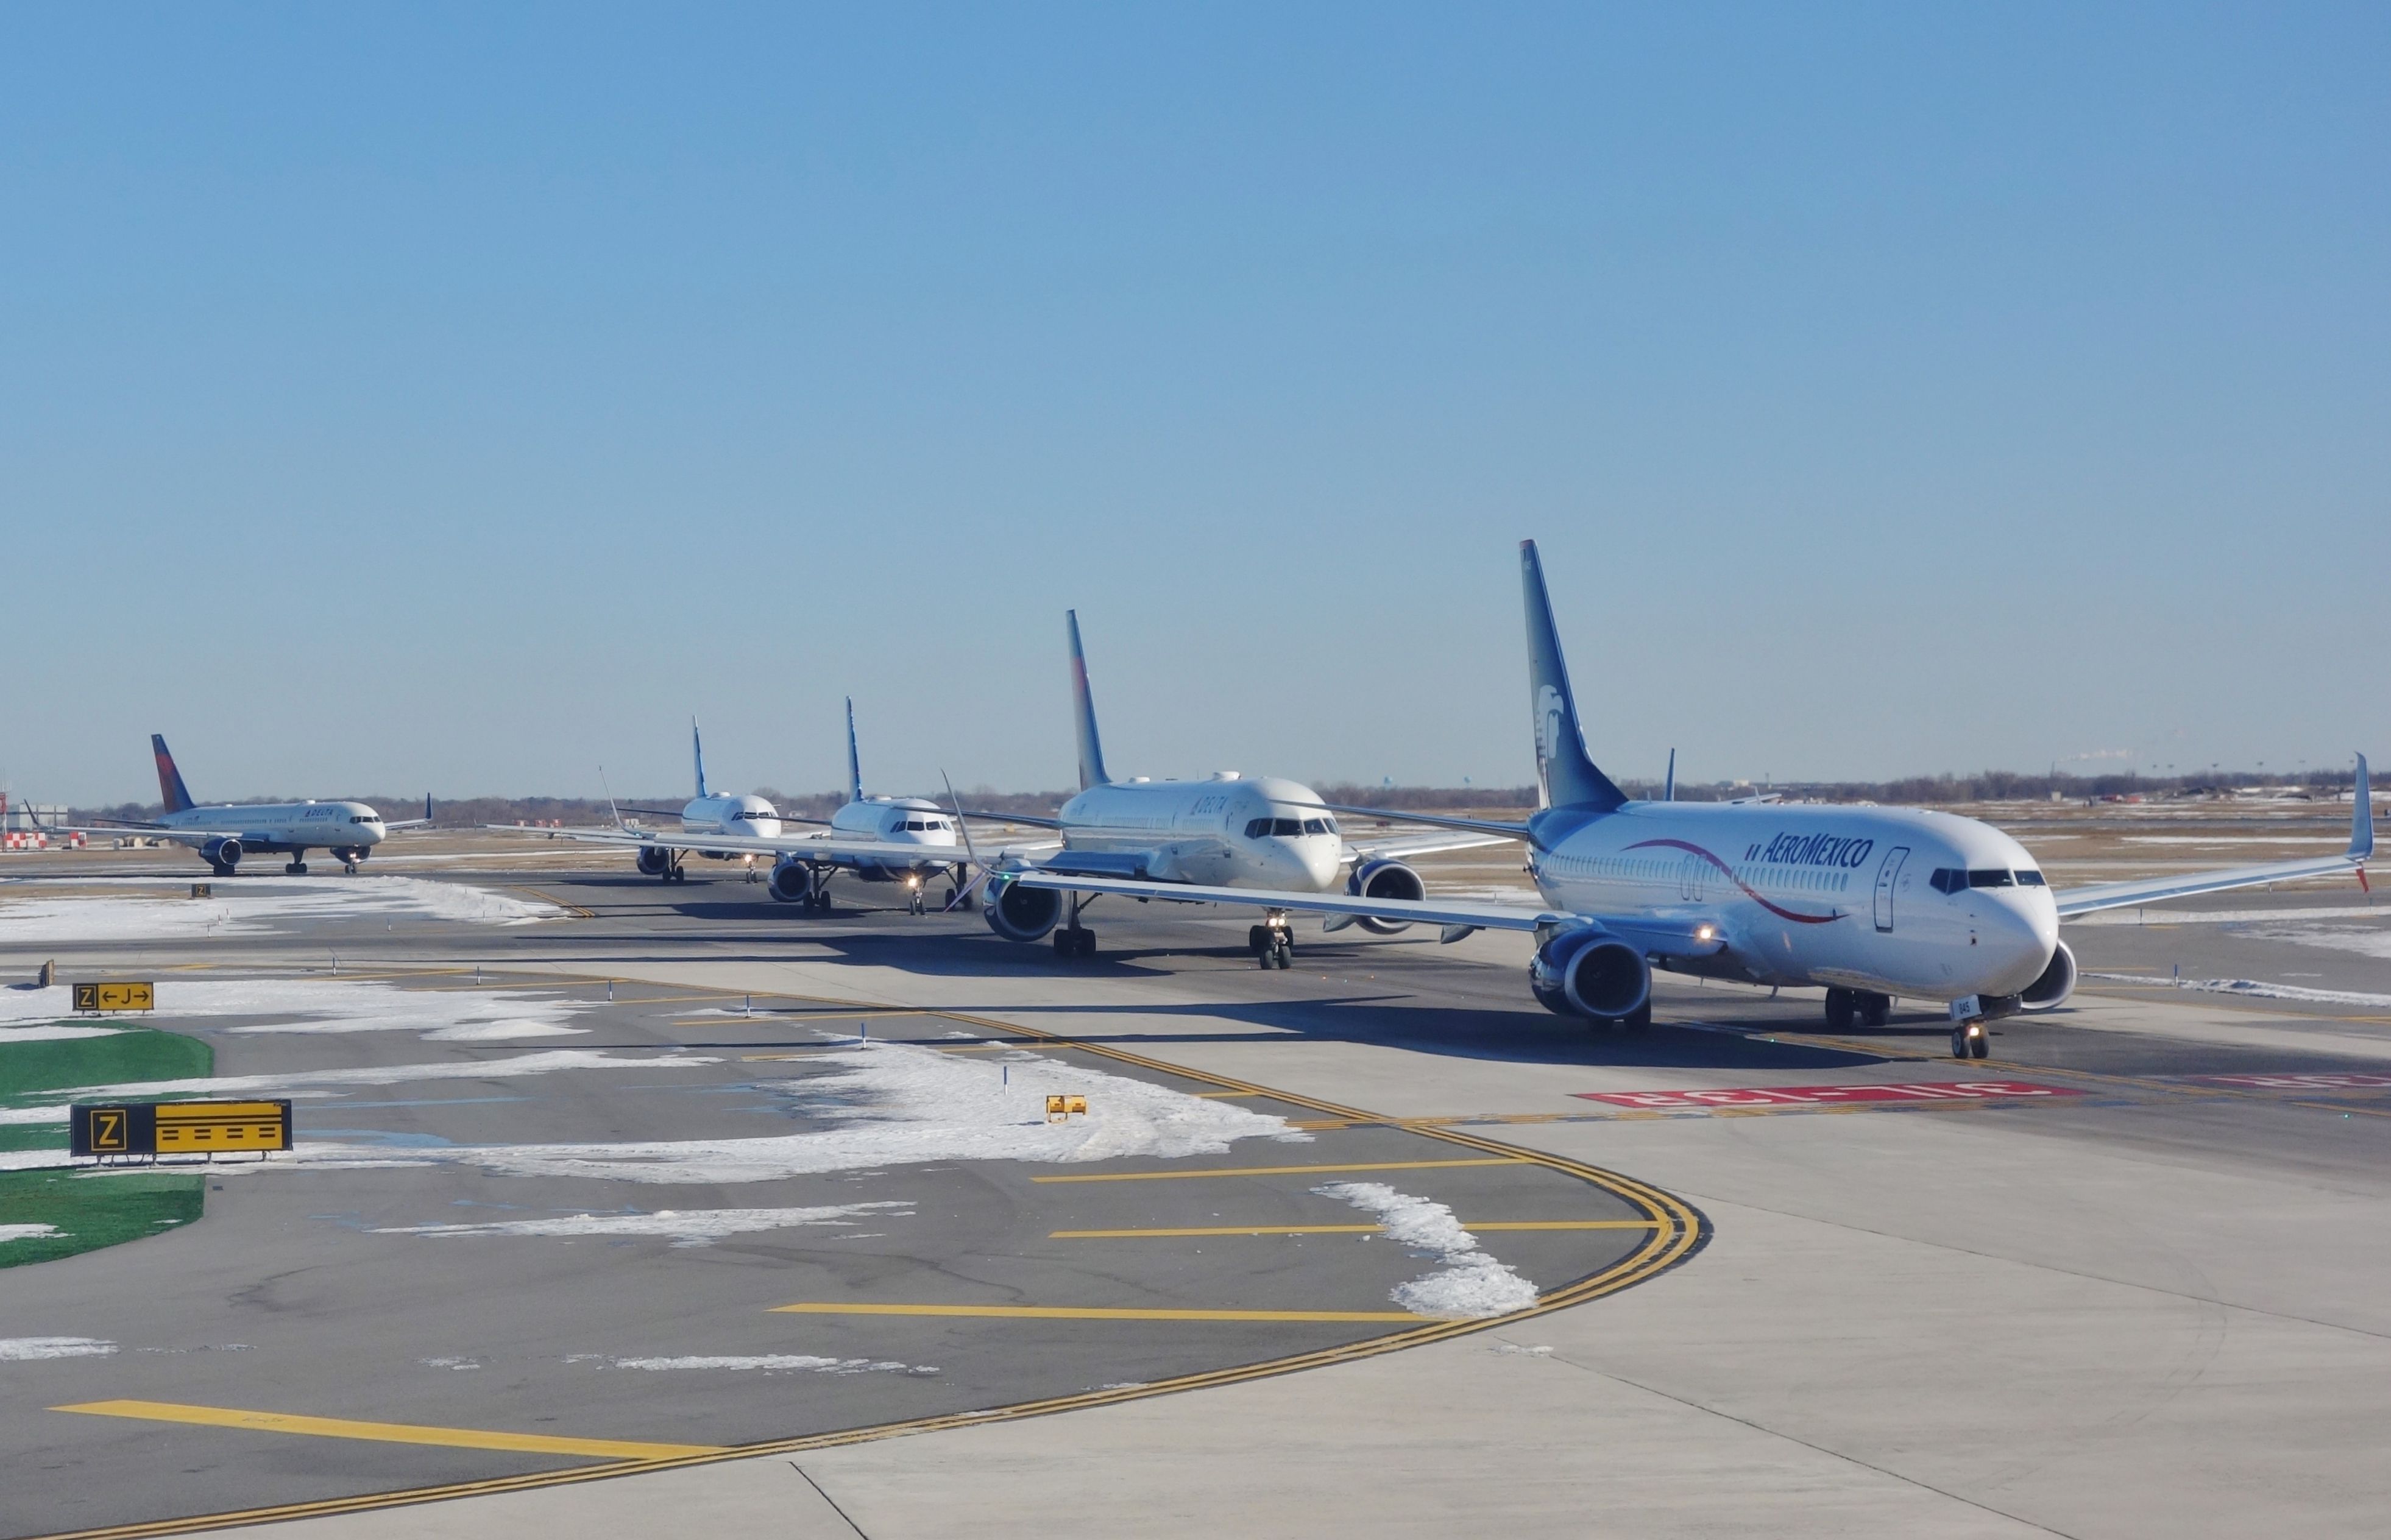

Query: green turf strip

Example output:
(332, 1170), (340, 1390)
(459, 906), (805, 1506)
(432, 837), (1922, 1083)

(0, 1027), (212, 1099)
(0, 1169), (204, 1268)
(0, 1026), (213, 1265)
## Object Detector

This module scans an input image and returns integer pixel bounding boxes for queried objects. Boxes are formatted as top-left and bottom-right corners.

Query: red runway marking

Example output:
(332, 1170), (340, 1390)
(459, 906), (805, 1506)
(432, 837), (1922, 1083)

(1574, 1080), (2085, 1109)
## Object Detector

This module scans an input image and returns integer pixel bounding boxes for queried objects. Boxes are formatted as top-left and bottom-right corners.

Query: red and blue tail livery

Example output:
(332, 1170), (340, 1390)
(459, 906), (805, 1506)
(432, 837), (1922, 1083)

(151, 733), (196, 814)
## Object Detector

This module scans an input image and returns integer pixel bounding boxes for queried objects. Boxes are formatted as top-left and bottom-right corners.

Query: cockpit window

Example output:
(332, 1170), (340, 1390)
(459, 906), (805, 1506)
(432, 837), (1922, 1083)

(2014, 869), (2046, 886)
(1245, 818), (1270, 838)
(1930, 867), (1963, 894)
(1302, 818), (1332, 836)
(1967, 869), (2014, 888)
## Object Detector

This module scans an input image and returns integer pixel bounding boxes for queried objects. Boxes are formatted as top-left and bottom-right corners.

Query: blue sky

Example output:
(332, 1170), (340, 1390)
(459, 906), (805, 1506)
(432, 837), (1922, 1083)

(3, 5), (2384, 803)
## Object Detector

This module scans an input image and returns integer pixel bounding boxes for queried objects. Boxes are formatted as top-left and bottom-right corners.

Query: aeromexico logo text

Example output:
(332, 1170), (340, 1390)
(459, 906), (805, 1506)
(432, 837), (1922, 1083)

(1744, 832), (1875, 867)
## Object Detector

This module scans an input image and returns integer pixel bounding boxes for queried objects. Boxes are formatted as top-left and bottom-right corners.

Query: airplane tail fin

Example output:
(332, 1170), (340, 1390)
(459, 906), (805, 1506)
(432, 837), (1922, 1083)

(1518, 541), (1627, 813)
(151, 734), (196, 814)
(845, 698), (865, 804)
(2351, 753), (2373, 861)
(1066, 610), (1111, 791)
(692, 719), (709, 800)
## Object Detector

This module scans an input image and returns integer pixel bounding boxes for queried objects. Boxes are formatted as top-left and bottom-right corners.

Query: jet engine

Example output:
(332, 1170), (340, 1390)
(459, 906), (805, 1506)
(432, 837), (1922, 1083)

(635, 846), (672, 877)
(2020, 938), (2077, 1012)
(983, 874), (1063, 943)
(1528, 926), (1650, 1020)
(200, 836), (243, 873)
(1345, 858), (1424, 934)
(769, 860), (812, 903)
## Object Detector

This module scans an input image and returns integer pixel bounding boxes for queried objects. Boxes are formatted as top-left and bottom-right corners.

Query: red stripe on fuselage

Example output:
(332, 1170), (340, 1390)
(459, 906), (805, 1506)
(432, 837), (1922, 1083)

(1623, 837), (1842, 925)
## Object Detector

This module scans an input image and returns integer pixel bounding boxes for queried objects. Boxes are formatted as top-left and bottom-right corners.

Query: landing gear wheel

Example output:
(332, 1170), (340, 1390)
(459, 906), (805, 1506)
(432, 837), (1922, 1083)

(211, 864), (235, 878)
(285, 861), (307, 876)
(1273, 938), (1293, 969)
(1969, 1031), (1990, 1061)
(343, 861), (359, 875)
(943, 886), (957, 910)
(1055, 930), (1074, 959)
(1076, 928), (1097, 959)
(1621, 1000), (1652, 1033)
(1950, 1028), (1970, 1060)
(1858, 992), (1891, 1028)
(1824, 987), (1855, 1030)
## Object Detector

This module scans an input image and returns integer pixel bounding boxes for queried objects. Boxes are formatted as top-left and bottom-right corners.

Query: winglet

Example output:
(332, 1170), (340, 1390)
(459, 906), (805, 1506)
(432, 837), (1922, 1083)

(845, 698), (865, 805)
(1518, 542), (1626, 812)
(2352, 753), (2373, 862)
(1066, 610), (1111, 791)
(1664, 748), (1676, 803)
(692, 719), (709, 800)
(151, 734), (196, 814)
(425, 794), (434, 827)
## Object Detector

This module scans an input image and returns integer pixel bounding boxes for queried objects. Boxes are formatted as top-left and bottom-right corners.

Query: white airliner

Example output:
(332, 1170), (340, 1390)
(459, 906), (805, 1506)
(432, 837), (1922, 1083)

(67, 735), (431, 875)
(493, 708), (993, 913)
(990, 543), (2374, 1058)
(603, 723), (784, 883)
(971, 612), (1508, 961)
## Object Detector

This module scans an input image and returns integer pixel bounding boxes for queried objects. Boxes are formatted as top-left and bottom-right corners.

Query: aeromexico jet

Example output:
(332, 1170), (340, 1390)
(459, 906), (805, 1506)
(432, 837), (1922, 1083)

(996, 543), (2374, 1058)
(971, 611), (1510, 961)
(68, 735), (431, 875)
(493, 710), (1006, 912)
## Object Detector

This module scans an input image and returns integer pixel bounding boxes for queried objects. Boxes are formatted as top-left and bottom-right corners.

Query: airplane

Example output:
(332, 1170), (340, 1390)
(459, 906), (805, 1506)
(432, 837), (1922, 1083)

(968, 612), (1511, 962)
(604, 722), (784, 883)
(65, 735), (432, 875)
(490, 707), (996, 914)
(982, 542), (2374, 1058)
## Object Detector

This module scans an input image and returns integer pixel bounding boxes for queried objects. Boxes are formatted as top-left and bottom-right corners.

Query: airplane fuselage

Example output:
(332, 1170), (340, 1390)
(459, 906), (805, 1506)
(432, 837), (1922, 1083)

(1527, 800), (2057, 1001)
(815, 797), (964, 881)
(678, 793), (781, 857)
(159, 802), (389, 861)
(1056, 774), (1344, 893)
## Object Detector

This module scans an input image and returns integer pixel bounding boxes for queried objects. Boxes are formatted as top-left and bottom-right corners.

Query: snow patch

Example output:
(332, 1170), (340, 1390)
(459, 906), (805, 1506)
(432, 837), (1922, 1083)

(1313, 1181), (1538, 1319)
(0, 977), (589, 1044)
(375, 1202), (912, 1247)
(2086, 973), (2391, 1008)
(0, 877), (560, 941)
(595, 1354), (937, 1376)
(0, 1337), (115, 1360)
(263, 1040), (1298, 1184)
(0, 1224), (64, 1243)
(63, 1049), (706, 1103)
(0, 1023), (127, 1043)
(2074, 904), (2391, 927)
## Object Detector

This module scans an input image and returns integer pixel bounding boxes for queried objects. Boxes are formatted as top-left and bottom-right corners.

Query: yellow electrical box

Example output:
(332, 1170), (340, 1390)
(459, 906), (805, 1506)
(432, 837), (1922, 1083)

(1044, 1094), (1089, 1123)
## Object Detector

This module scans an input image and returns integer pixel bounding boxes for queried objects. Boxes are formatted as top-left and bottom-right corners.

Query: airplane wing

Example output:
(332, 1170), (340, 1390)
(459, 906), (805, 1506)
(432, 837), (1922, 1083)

(1001, 869), (1728, 959)
(1344, 829), (1518, 863)
(957, 808), (1064, 831)
(2053, 754), (2373, 919)
(483, 823), (1054, 866)
(1302, 802), (1539, 846)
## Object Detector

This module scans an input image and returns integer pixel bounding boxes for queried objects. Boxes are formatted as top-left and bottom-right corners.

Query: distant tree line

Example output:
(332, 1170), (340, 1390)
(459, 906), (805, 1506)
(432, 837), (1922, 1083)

(65, 764), (2363, 828)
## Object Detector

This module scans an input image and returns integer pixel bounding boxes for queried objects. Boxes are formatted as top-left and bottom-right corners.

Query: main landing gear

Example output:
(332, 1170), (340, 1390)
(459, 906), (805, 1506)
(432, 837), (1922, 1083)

(1823, 987), (1893, 1030)
(1054, 894), (1097, 960)
(1250, 914), (1294, 970)
(283, 859), (308, 876)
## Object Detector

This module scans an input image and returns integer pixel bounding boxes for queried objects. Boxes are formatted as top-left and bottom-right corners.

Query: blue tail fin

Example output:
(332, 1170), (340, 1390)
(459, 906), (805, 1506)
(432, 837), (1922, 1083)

(1519, 542), (1627, 812)
(845, 698), (865, 805)
(2352, 753), (2373, 861)
(692, 719), (709, 800)
(151, 734), (196, 814)
(1066, 610), (1111, 791)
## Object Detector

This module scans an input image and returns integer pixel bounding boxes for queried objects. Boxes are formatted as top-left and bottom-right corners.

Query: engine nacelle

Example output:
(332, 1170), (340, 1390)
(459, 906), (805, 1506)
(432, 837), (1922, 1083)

(1528, 927), (1650, 1020)
(769, 860), (811, 903)
(2020, 938), (2077, 1012)
(984, 874), (1063, 943)
(635, 845), (673, 877)
(200, 836), (243, 871)
(1345, 858), (1424, 934)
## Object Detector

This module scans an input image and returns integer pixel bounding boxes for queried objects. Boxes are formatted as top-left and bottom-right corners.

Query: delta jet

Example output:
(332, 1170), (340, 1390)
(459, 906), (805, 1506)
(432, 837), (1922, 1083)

(971, 613), (1509, 961)
(492, 708), (999, 914)
(68, 735), (431, 875)
(989, 542), (2373, 1058)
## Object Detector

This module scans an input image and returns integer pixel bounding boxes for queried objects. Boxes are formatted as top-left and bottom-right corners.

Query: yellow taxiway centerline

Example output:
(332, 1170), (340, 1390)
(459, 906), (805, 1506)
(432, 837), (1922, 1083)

(1030, 1157), (1526, 1184)
(51, 1401), (721, 1461)
(769, 1303), (1422, 1323)
(1047, 1220), (1662, 1238)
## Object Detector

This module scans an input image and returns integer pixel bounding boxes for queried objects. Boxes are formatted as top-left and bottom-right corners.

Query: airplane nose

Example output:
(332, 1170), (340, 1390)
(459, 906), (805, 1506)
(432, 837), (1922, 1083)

(1989, 896), (2055, 991)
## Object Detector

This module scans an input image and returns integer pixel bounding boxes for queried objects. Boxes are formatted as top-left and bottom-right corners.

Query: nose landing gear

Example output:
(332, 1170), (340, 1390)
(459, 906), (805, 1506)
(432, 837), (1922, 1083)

(1250, 915), (1294, 969)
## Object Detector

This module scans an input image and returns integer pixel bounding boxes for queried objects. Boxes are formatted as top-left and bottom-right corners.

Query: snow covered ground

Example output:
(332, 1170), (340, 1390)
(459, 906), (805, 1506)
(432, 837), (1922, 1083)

(2086, 973), (2391, 1009)
(0, 875), (560, 941)
(1312, 1181), (1539, 1318)
(0, 976), (592, 1042)
(375, 1201), (913, 1248)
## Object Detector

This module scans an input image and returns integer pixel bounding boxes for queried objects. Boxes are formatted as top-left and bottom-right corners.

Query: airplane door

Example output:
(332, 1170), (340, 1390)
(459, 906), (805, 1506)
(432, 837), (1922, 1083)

(1873, 846), (1909, 933)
